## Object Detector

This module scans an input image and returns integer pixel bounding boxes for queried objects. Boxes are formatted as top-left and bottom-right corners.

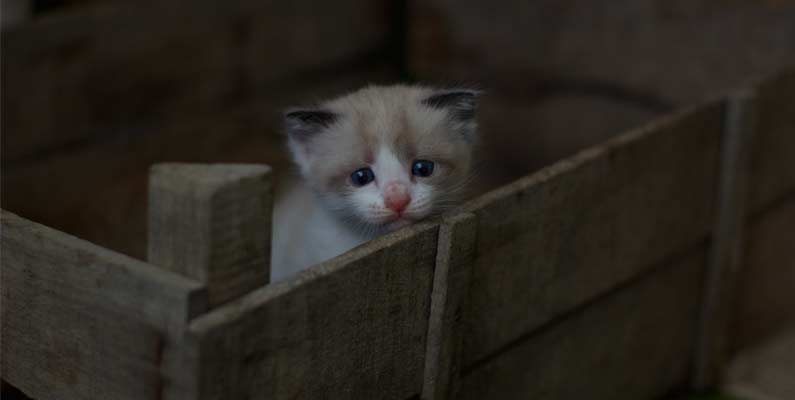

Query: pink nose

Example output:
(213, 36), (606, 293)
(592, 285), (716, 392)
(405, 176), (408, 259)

(384, 182), (411, 213)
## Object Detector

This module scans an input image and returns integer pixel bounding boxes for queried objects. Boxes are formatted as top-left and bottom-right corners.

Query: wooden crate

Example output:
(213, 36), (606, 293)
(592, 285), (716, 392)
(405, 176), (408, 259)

(4, 65), (794, 399)
(3, 2), (795, 397)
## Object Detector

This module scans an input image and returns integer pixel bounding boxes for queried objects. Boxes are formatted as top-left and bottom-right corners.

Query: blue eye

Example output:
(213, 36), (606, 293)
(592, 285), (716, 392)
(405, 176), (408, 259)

(351, 168), (375, 186)
(412, 160), (435, 177)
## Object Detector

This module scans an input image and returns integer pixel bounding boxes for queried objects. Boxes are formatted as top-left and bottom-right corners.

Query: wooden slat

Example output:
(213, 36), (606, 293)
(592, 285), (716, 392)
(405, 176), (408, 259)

(422, 213), (477, 400)
(1, 0), (394, 162)
(748, 69), (795, 213)
(148, 163), (272, 307)
(730, 68), (795, 355)
(725, 329), (795, 400)
(693, 90), (756, 389)
(733, 196), (795, 351)
(183, 222), (440, 400)
(0, 210), (207, 400)
(0, 0), (30, 28)
(458, 244), (707, 400)
(460, 102), (723, 366)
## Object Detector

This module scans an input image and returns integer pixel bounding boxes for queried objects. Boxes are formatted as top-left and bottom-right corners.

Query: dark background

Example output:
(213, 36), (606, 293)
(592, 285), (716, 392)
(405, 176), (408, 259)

(4, 1), (795, 258)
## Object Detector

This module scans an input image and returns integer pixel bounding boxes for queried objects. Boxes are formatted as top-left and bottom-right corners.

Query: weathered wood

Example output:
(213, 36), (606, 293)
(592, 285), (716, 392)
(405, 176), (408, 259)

(748, 69), (795, 213)
(0, 210), (207, 400)
(149, 163), (272, 307)
(693, 90), (756, 389)
(1, 0), (395, 162)
(729, 68), (795, 356)
(422, 213), (477, 400)
(0, 0), (30, 28)
(183, 222), (440, 400)
(460, 102), (723, 366)
(733, 197), (795, 351)
(458, 244), (707, 400)
(724, 329), (795, 400)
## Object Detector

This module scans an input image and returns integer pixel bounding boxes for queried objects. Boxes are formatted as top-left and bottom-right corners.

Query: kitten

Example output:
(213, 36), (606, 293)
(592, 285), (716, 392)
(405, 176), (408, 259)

(270, 84), (479, 281)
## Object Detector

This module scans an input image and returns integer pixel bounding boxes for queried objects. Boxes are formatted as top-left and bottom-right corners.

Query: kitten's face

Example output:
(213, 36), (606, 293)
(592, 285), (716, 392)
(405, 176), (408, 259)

(285, 85), (479, 233)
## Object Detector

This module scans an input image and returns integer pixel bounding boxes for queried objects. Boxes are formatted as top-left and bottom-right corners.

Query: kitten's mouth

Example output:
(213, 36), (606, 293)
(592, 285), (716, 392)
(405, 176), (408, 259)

(382, 210), (425, 230)
(370, 209), (428, 231)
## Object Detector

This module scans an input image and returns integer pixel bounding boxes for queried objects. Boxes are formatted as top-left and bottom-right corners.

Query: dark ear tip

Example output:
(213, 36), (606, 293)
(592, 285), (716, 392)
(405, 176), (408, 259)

(422, 88), (482, 115)
(283, 108), (314, 120)
(283, 108), (338, 126)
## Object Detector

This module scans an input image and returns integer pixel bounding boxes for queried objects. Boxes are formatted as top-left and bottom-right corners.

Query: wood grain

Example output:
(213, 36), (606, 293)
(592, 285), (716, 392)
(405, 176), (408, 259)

(0, 0), (30, 28)
(748, 69), (795, 213)
(183, 222), (440, 400)
(422, 213), (477, 400)
(458, 244), (707, 400)
(733, 196), (795, 351)
(725, 329), (795, 400)
(0, 210), (207, 400)
(149, 163), (272, 307)
(694, 90), (756, 389)
(460, 102), (723, 367)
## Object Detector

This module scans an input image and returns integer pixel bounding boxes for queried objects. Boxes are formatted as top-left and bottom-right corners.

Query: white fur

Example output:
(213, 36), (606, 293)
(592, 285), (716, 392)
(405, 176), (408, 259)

(270, 182), (368, 282)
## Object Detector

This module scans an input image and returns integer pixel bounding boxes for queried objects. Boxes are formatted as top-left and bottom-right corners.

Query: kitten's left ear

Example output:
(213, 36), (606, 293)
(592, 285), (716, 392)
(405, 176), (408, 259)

(422, 89), (481, 121)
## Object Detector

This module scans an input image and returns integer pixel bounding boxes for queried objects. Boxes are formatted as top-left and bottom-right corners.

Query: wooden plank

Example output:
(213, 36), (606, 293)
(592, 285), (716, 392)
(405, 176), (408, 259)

(460, 102), (723, 366)
(422, 213), (477, 400)
(733, 196), (795, 351)
(0, 210), (207, 400)
(149, 163), (272, 307)
(182, 222), (439, 400)
(748, 69), (795, 213)
(693, 90), (756, 389)
(458, 244), (708, 400)
(0, 0), (30, 28)
(1, 0), (395, 162)
(725, 329), (795, 400)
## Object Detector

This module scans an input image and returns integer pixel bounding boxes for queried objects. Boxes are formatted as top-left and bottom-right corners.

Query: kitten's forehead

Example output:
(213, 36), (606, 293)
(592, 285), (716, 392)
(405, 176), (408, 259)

(324, 85), (449, 158)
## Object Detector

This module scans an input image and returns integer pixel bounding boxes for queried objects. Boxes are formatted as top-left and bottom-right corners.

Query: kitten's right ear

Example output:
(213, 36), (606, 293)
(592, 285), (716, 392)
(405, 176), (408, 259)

(284, 108), (337, 171)
(284, 108), (338, 142)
